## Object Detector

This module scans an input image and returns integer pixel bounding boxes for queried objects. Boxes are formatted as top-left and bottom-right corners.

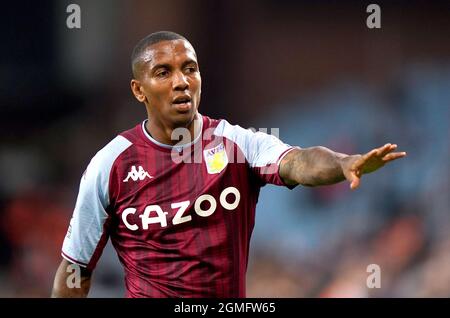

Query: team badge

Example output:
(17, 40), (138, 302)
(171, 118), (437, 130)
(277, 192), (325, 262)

(203, 143), (228, 174)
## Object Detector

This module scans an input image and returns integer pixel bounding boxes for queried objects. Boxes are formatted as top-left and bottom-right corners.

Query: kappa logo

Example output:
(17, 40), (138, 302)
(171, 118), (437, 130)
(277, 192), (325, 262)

(123, 165), (153, 182)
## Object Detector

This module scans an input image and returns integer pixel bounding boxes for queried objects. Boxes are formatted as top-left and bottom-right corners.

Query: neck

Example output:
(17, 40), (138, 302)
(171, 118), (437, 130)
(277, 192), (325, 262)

(145, 113), (200, 146)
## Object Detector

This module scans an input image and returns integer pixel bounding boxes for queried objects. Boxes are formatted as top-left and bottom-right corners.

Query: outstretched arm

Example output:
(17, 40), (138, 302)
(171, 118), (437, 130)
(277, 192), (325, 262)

(279, 143), (406, 190)
(51, 259), (92, 297)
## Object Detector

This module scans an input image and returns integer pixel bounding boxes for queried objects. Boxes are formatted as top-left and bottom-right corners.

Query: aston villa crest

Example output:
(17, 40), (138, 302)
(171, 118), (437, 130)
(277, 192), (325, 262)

(203, 143), (228, 174)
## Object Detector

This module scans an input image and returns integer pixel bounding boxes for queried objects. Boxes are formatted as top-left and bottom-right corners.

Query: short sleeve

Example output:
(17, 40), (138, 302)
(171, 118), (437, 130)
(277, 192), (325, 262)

(61, 135), (132, 270)
(213, 119), (298, 187)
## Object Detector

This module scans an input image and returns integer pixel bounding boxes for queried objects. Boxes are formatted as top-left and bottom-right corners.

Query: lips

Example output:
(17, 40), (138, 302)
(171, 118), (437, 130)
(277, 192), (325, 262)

(172, 95), (192, 104)
(172, 95), (192, 112)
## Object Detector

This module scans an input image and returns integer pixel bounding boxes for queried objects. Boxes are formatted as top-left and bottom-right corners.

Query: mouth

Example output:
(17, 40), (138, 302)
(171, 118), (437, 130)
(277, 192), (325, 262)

(172, 95), (192, 112)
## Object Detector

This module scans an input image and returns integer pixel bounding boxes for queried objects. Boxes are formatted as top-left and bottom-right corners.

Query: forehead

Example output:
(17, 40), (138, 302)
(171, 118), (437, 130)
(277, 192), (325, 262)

(142, 39), (197, 67)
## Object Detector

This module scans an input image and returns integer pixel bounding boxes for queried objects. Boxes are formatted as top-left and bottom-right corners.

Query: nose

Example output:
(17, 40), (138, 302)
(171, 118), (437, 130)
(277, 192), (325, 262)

(173, 71), (189, 91)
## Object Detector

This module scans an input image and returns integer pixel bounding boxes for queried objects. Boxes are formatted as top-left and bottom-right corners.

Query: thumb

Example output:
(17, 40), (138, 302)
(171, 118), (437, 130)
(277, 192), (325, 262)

(349, 172), (360, 190)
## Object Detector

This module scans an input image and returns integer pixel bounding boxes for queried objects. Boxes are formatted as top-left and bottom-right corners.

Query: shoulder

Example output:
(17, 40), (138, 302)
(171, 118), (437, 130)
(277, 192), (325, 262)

(199, 114), (222, 131)
(92, 123), (143, 166)
(84, 132), (134, 181)
(203, 116), (251, 139)
(92, 135), (133, 166)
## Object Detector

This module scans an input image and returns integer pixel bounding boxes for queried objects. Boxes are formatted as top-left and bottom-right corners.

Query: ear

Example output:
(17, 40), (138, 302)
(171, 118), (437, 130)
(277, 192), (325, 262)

(130, 79), (146, 103)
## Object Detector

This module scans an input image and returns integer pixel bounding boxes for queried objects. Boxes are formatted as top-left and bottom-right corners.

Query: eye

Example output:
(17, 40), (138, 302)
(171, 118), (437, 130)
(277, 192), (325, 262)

(185, 66), (197, 73)
(155, 70), (169, 78)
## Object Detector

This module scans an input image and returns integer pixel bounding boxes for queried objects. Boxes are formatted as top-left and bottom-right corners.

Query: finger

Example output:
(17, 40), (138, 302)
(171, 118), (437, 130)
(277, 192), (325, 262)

(349, 172), (361, 190)
(382, 151), (407, 162)
(377, 143), (396, 157)
(353, 150), (377, 170)
(366, 148), (380, 160)
(381, 143), (397, 156)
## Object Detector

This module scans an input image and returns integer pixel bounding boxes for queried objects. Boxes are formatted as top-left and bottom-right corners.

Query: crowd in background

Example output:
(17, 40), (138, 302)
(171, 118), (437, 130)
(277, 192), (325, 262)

(247, 64), (450, 297)
(0, 0), (449, 297)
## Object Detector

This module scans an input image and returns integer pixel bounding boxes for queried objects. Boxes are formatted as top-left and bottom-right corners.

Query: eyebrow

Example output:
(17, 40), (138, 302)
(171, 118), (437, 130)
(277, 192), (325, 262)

(182, 59), (198, 67)
(151, 59), (198, 72)
(151, 63), (171, 72)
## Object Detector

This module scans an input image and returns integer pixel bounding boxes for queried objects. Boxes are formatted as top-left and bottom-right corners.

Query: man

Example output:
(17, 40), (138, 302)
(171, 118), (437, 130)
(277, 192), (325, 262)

(51, 31), (406, 297)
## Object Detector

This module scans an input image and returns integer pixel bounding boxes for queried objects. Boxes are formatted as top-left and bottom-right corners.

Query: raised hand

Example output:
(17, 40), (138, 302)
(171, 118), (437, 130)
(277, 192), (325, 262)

(342, 143), (407, 190)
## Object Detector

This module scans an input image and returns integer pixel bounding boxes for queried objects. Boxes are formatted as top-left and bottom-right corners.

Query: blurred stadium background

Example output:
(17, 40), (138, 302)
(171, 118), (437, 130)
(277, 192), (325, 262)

(0, 0), (449, 297)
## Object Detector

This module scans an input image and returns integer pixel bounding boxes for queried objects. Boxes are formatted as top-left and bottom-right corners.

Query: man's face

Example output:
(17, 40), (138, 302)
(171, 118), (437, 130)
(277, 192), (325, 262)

(132, 39), (201, 128)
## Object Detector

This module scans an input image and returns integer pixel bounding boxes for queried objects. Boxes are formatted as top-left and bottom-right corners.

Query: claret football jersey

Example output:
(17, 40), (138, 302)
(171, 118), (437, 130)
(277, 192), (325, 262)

(62, 113), (296, 298)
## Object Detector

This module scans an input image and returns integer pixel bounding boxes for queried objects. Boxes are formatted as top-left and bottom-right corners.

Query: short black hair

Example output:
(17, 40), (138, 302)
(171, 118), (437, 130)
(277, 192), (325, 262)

(131, 31), (189, 78)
